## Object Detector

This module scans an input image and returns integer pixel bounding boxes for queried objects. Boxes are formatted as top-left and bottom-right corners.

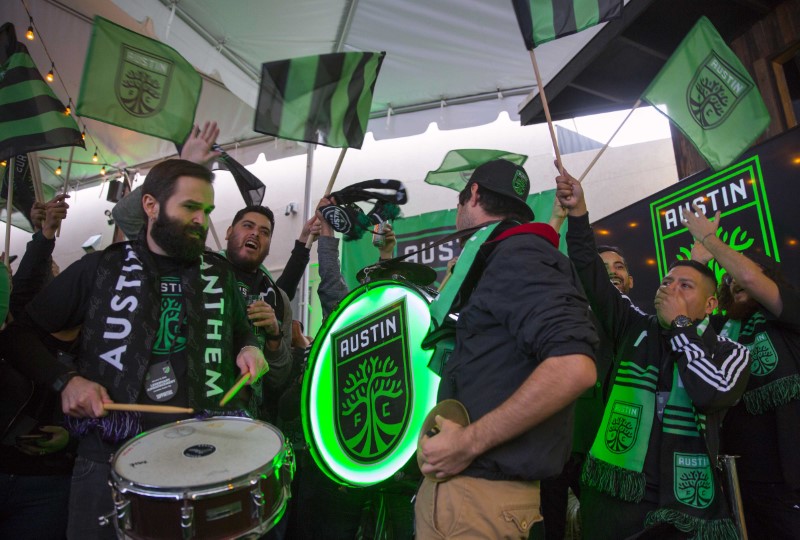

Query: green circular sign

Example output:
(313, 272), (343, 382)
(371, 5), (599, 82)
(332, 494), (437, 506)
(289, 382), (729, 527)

(302, 281), (439, 486)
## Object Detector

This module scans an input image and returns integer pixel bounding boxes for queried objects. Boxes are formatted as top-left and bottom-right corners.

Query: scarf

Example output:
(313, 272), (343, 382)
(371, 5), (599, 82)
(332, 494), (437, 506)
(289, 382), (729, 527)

(720, 313), (800, 414)
(79, 242), (239, 411)
(583, 320), (737, 539)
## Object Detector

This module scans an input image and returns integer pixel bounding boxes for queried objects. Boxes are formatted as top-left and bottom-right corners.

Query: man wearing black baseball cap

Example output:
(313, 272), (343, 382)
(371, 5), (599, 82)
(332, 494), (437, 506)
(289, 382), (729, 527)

(416, 159), (599, 538)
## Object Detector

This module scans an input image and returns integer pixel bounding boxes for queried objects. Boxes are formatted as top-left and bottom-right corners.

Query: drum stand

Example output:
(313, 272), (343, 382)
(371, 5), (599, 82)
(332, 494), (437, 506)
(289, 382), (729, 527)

(717, 454), (748, 540)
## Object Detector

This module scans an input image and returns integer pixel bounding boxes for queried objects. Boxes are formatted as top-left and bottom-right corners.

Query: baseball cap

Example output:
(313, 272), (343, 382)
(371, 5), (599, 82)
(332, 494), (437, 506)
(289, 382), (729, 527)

(469, 159), (534, 222)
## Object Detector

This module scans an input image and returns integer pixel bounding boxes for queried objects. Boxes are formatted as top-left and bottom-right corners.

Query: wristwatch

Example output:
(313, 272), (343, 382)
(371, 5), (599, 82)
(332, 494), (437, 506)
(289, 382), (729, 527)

(671, 315), (693, 329)
(52, 370), (79, 392)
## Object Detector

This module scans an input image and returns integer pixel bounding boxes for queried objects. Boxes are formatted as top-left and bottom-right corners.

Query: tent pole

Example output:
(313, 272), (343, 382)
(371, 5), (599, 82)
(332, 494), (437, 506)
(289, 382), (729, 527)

(528, 49), (564, 175)
(4, 157), (15, 267)
(577, 99), (642, 183)
(300, 144), (316, 332)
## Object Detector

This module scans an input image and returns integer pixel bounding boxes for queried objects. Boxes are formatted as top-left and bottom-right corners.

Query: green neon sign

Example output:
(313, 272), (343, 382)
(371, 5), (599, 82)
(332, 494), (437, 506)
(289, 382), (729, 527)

(302, 281), (439, 486)
(649, 155), (779, 281)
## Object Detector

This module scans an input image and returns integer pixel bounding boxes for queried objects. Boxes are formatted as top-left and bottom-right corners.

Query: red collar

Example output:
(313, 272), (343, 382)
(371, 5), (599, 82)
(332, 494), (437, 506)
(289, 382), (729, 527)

(488, 222), (560, 248)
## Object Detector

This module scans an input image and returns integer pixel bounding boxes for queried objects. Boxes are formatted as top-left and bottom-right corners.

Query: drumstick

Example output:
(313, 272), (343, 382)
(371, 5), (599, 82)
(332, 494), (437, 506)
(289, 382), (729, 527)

(219, 373), (251, 407)
(103, 403), (195, 414)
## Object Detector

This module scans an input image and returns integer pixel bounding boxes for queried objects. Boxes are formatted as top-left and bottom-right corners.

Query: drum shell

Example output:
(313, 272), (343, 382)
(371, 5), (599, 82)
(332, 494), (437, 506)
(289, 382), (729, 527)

(110, 417), (292, 540)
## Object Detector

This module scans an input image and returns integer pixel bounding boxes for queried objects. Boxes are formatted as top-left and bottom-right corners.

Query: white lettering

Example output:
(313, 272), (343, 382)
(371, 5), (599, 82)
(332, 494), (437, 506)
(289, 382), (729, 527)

(99, 345), (126, 371)
(104, 317), (132, 340)
(110, 294), (137, 313)
(205, 369), (223, 397)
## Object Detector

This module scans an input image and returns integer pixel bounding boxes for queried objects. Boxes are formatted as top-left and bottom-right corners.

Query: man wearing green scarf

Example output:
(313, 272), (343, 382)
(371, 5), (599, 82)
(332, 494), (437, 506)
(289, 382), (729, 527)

(683, 205), (800, 538)
(556, 171), (751, 539)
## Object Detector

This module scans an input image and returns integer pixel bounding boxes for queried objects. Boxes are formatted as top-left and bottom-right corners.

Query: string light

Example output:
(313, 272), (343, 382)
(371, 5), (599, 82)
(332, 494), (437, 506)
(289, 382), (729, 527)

(100, 164), (107, 176)
(0, 161), (7, 167)
(21, 2), (116, 180)
(55, 159), (62, 175)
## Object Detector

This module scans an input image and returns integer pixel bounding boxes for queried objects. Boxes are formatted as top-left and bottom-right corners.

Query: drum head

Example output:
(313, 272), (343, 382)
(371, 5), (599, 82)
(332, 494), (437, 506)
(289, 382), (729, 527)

(302, 280), (440, 487)
(113, 417), (283, 490)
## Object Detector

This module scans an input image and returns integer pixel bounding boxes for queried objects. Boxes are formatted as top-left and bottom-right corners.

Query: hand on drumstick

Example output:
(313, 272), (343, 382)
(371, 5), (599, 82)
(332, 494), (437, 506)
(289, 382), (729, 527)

(236, 345), (268, 384)
(61, 376), (112, 418)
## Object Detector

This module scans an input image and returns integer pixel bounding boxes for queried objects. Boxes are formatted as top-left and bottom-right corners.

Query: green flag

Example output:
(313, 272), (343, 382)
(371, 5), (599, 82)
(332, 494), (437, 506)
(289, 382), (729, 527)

(642, 17), (770, 171)
(424, 149), (528, 191)
(511, 0), (623, 49)
(254, 52), (385, 149)
(77, 16), (201, 144)
(0, 23), (84, 161)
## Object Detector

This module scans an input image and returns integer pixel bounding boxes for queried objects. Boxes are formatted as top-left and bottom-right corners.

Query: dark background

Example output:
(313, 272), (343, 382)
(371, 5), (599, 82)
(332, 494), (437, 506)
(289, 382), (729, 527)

(591, 127), (799, 309)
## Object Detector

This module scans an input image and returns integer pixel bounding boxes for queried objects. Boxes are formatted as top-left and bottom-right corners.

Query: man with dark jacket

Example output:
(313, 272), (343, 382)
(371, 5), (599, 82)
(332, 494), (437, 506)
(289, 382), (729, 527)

(415, 159), (598, 539)
(683, 205), (800, 538)
(556, 170), (750, 539)
(6, 159), (266, 539)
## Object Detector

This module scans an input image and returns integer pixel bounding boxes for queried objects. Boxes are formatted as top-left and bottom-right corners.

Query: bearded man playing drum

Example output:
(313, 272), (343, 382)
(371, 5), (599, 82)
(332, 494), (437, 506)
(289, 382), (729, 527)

(415, 159), (599, 539)
(7, 159), (267, 539)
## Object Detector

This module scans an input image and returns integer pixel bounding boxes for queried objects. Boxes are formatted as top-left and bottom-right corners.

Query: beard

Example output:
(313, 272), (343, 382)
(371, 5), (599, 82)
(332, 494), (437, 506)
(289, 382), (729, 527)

(726, 297), (759, 321)
(150, 212), (207, 263)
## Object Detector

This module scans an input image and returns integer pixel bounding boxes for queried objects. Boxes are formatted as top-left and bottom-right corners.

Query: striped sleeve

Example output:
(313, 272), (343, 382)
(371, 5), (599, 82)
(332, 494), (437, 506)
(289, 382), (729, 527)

(671, 332), (750, 392)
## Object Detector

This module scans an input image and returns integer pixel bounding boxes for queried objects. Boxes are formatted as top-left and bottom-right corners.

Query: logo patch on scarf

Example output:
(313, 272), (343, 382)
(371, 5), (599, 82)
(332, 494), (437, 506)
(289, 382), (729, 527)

(332, 299), (412, 463)
(153, 276), (186, 354)
(747, 332), (778, 376)
(674, 453), (714, 509)
(605, 401), (642, 454)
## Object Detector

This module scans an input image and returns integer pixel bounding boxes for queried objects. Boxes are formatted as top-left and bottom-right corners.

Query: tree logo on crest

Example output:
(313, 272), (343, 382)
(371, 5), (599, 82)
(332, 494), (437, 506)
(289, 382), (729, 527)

(748, 332), (778, 376)
(605, 401), (641, 454)
(687, 52), (753, 129)
(332, 300), (412, 463)
(116, 45), (174, 118)
(512, 170), (529, 197)
(674, 453), (714, 509)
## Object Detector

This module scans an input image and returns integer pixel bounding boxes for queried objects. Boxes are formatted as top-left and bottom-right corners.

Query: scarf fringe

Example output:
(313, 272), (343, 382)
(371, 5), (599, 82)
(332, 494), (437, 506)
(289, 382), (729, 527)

(743, 374), (800, 414)
(581, 453), (646, 502)
(645, 508), (738, 540)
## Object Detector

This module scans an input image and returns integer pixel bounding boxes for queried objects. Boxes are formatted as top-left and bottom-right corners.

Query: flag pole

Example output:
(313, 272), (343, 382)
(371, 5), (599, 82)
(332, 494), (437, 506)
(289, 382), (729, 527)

(29, 153), (44, 204)
(528, 49), (563, 174)
(4, 157), (15, 267)
(56, 146), (76, 238)
(305, 147), (348, 249)
(577, 99), (642, 183)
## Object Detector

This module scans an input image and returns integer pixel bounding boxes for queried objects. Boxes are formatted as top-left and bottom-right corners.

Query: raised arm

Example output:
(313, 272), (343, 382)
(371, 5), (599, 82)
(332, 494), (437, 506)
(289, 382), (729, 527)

(682, 204), (781, 316)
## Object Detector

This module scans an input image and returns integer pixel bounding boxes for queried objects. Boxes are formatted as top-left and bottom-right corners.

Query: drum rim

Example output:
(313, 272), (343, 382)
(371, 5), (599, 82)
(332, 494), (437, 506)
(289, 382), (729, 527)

(111, 416), (288, 497)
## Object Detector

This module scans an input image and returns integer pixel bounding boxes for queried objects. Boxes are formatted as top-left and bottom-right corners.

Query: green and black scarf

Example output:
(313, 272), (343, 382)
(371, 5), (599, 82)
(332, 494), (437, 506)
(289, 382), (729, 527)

(79, 242), (240, 411)
(720, 313), (800, 415)
(583, 321), (737, 539)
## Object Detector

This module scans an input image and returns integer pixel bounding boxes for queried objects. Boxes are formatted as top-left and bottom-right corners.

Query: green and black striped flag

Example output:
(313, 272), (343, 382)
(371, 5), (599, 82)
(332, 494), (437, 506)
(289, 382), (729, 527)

(511, 0), (623, 49)
(254, 52), (385, 149)
(0, 23), (84, 161)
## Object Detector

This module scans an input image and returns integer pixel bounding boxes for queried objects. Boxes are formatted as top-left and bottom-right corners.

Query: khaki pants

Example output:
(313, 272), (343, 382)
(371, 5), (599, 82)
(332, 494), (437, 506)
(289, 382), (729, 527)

(414, 475), (542, 539)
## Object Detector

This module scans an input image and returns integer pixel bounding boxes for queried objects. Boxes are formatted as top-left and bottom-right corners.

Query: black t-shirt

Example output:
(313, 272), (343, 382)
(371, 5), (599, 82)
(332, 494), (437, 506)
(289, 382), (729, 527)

(26, 249), (194, 459)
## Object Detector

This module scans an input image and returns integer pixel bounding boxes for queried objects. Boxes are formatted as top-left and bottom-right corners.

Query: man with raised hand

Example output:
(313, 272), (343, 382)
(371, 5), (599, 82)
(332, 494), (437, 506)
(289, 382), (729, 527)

(556, 170), (749, 539)
(684, 206), (800, 538)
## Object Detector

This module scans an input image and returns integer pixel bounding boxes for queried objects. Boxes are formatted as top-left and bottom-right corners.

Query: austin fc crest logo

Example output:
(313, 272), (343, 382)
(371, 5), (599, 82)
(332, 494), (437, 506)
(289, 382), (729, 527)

(332, 299), (412, 463)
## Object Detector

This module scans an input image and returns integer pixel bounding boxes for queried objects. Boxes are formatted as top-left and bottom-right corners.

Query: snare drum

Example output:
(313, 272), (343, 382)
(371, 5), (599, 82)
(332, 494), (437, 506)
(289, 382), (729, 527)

(110, 416), (293, 539)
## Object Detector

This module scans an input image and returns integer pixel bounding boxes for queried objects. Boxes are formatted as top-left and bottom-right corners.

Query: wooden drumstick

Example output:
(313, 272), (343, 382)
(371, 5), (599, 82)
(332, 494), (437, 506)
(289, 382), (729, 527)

(219, 373), (251, 407)
(103, 403), (195, 414)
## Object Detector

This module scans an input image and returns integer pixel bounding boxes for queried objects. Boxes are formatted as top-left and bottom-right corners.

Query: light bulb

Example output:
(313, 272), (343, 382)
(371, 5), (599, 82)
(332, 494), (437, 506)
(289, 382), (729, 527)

(55, 160), (62, 175)
(26, 26), (34, 41)
(100, 165), (107, 175)
(46, 64), (54, 83)
(92, 150), (98, 163)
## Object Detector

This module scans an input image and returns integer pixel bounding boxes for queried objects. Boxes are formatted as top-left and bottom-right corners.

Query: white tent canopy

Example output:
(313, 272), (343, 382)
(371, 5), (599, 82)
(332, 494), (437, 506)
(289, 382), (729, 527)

(5, 0), (612, 187)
